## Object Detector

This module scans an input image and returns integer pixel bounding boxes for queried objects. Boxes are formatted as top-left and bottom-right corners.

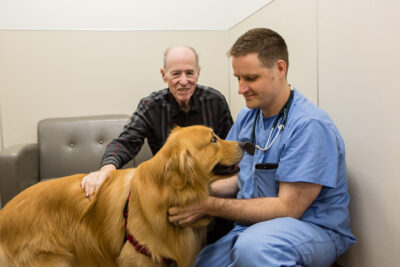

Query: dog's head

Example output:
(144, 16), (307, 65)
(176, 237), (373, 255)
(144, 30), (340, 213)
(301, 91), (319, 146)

(159, 125), (244, 190)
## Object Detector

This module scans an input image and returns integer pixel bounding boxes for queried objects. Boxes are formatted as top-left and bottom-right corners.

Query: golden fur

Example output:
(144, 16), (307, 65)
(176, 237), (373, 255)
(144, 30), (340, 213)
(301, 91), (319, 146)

(0, 125), (244, 267)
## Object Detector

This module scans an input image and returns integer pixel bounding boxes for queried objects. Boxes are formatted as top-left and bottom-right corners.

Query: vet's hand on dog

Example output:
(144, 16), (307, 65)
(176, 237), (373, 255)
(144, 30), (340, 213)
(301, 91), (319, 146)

(168, 197), (212, 227)
(81, 164), (116, 199)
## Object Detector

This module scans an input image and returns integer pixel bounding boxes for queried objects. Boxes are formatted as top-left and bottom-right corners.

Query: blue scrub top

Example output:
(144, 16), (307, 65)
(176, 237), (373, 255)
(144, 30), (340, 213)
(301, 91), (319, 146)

(227, 89), (356, 256)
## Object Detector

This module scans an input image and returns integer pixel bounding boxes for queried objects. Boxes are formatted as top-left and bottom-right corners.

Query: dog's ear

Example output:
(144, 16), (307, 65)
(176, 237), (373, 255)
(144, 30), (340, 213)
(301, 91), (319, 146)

(165, 148), (196, 190)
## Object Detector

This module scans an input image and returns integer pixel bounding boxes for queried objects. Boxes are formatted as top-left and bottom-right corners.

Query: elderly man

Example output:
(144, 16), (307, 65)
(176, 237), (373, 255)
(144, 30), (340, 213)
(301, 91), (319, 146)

(81, 46), (233, 200)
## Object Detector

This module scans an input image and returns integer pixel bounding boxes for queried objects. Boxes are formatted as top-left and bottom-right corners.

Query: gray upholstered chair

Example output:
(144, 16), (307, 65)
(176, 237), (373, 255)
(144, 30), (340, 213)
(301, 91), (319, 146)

(0, 114), (152, 208)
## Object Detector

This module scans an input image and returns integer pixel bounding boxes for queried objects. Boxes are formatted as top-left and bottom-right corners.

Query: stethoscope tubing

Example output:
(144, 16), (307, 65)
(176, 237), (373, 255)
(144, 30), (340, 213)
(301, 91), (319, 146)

(245, 90), (294, 155)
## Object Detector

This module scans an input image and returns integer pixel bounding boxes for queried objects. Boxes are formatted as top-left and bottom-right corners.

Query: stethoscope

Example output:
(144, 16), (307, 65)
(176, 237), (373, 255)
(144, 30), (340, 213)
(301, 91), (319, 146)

(244, 90), (294, 155)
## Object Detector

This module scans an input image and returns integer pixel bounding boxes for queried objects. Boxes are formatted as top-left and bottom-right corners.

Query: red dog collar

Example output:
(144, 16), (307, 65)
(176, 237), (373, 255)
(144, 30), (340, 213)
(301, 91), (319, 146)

(123, 197), (175, 266)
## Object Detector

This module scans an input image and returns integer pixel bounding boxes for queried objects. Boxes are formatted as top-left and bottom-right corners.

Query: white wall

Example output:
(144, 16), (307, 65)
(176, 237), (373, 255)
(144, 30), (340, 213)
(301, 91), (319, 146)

(0, 0), (271, 30)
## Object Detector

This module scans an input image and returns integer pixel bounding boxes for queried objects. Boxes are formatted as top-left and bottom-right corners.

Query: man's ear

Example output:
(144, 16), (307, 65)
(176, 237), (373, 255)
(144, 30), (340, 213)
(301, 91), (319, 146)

(276, 60), (287, 79)
(160, 68), (167, 83)
(165, 149), (196, 190)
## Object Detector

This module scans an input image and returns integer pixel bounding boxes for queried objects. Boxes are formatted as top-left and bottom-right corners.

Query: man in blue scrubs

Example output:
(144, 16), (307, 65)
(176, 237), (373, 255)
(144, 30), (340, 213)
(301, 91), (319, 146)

(168, 28), (356, 266)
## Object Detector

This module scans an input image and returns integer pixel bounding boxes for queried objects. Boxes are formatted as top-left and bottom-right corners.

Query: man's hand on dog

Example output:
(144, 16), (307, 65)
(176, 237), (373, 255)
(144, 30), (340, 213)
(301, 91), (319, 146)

(168, 177), (238, 227)
(81, 164), (116, 199)
(168, 198), (211, 227)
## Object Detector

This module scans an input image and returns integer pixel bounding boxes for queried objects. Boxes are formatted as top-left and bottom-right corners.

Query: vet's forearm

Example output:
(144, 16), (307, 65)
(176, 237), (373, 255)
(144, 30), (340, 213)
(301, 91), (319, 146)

(209, 176), (238, 198)
(206, 182), (322, 225)
(205, 196), (288, 225)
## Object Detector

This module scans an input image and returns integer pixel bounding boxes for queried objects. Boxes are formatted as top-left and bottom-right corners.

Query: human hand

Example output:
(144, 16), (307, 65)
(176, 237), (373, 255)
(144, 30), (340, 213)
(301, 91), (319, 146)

(80, 165), (115, 199)
(168, 198), (210, 227)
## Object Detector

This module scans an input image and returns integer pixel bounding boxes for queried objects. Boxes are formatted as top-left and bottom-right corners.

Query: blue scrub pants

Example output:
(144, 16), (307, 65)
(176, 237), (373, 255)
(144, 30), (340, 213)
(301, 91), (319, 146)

(195, 217), (337, 267)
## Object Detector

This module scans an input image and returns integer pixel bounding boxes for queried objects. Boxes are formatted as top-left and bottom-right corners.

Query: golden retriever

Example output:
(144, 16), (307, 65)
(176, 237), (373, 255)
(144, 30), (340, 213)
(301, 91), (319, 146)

(0, 125), (244, 267)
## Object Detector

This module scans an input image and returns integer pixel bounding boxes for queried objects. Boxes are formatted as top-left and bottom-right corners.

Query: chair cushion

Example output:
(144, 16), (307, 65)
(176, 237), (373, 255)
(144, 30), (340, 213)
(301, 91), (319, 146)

(38, 114), (132, 179)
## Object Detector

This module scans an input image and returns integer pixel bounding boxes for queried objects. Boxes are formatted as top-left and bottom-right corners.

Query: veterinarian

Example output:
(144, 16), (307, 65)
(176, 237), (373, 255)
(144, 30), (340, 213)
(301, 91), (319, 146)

(81, 45), (234, 242)
(168, 28), (357, 266)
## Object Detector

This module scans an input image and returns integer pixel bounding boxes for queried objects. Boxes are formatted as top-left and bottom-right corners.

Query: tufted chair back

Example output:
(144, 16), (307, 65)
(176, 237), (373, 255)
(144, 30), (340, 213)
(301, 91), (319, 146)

(38, 114), (134, 180)
(0, 114), (154, 207)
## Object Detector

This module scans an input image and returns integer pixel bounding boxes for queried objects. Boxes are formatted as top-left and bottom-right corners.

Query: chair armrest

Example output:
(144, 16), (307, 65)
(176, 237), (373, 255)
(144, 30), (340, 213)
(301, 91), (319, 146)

(0, 143), (39, 207)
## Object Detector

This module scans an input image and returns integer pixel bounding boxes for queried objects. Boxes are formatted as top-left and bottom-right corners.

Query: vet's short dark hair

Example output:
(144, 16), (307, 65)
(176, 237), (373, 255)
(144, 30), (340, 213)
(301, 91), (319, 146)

(228, 28), (289, 72)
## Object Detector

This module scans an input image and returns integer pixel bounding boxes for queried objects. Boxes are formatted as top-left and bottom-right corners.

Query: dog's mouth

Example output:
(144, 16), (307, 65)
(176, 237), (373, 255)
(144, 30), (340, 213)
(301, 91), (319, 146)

(212, 163), (240, 176)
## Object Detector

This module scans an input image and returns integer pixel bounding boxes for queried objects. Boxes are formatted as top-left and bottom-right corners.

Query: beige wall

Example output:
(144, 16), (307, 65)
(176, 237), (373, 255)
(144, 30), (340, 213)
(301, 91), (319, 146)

(319, 1), (400, 266)
(228, 0), (400, 266)
(0, 30), (230, 147)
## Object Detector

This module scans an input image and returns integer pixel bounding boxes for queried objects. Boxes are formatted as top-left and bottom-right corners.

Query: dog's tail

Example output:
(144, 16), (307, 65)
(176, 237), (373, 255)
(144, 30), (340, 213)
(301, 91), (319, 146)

(0, 246), (10, 267)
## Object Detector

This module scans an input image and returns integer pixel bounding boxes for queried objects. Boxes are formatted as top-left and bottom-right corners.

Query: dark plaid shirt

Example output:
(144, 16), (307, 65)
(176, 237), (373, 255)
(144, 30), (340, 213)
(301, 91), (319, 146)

(101, 85), (233, 168)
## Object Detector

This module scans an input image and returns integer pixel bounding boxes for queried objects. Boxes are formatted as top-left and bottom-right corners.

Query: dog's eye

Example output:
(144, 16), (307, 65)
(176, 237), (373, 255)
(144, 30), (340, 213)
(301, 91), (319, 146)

(211, 136), (217, 143)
